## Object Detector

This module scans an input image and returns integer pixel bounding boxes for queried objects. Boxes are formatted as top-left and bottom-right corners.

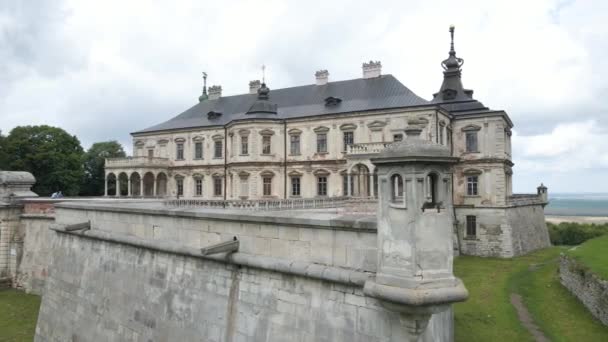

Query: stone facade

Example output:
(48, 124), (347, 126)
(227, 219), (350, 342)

(559, 255), (608, 326)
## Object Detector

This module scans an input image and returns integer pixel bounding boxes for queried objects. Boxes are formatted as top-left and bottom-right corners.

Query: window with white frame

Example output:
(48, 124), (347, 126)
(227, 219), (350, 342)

(263, 177), (272, 196)
(194, 142), (203, 159)
(317, 176), (327, 196)
(214, 140), (223, 158)
(466, 215), (477, 237)
(176, 178), (184, 196)
(176, 143), (184, 160)
(465, 132), (478, 152)
(195, 178), (203, 196)
(241, 135), (249, 155)
(343, 131), (354, 151)
(239, 175), (249, 197)
(291, 177), (301, 196)
(148, 149), (154, 158)
(290, 134), (300, 155)
(466, 175), (478, 196)
(262, 135), (271, 155)
(317, 133), (327, 153)
(213, 177), (223, 196)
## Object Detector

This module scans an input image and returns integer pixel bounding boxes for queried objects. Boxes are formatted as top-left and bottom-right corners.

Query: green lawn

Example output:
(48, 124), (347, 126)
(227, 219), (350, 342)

(566, 234), (608, 280)
(455, 246), (608, 342)
(0, 289), (41, 342)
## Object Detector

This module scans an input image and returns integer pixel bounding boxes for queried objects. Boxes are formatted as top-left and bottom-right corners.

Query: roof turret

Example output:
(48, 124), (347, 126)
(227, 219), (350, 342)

(246, 82), (278, 114)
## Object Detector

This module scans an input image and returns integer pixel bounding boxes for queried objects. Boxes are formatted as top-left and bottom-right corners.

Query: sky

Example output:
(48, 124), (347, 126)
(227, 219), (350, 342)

(1, 0), (607, 193)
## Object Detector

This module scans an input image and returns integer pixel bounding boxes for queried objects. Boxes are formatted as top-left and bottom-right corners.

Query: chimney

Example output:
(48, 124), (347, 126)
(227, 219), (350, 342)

(362, 60), (382, 79)
(249, 80), (261, 94)
(208, 85), (222, 100)
(315, 70), (329, 85)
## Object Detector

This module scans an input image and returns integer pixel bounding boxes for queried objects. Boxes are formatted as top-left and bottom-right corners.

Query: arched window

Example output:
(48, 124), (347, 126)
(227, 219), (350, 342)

(391, 174), (404, 203)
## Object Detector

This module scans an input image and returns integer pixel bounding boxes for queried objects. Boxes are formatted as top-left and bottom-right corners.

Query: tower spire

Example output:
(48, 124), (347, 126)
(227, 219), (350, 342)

(261, 64), (266, 84)
(449, 25), (455, 56)
(199, 71), (208, 102)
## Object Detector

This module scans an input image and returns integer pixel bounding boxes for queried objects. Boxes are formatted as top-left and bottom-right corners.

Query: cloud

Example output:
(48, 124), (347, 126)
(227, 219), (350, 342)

(0, 0), (607, 192)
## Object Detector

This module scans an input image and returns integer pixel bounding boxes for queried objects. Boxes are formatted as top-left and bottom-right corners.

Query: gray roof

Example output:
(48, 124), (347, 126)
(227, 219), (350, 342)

(134, 75), (430, 134)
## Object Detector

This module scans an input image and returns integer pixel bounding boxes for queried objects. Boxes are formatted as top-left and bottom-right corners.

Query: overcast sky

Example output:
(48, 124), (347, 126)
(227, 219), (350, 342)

(1, 0), (607, 193)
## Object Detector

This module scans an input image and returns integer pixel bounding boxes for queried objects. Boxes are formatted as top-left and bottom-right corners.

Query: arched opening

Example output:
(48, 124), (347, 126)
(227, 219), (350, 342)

(143, 172), (155, 197)
(118, 172), (129, 196)
(427, 173), (440, 206)
(130, 172), (141, 197)
(351, 164), (370, 197)
(156, 172), (168, 197)
(391, 174), (404, 203)
(106, 173), (117, 196)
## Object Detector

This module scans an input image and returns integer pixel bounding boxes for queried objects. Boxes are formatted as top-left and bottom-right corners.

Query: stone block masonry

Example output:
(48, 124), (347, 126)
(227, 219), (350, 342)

(559, 255), (608, 326)
(36, 224), (452, 341)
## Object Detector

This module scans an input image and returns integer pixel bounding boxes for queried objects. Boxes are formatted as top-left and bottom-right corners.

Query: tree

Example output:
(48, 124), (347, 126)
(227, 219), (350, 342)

(81, 141), (126, 196)
(0, 130), (8, 168)
(1, 125), (85, 196)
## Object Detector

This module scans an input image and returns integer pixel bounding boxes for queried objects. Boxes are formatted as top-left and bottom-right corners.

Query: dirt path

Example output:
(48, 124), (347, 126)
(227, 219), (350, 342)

(510, 293), (550, 342)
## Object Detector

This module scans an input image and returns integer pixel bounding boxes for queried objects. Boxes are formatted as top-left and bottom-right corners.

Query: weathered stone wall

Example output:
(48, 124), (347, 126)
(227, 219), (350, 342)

(455, 205), (549, 258)
(36, 215), (453, 341)
(559, 255), (608, 326)
(0, 204), (22, 280)
(506, 205), (550, 256)
(13, 214), (55, 294)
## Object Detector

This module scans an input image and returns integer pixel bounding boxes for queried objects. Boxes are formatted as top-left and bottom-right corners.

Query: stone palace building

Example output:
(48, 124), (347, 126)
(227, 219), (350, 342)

(105, 27), (550, 257)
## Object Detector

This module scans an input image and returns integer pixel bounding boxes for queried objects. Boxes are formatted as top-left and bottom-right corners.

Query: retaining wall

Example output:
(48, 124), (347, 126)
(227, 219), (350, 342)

(559, 255), (608, 326)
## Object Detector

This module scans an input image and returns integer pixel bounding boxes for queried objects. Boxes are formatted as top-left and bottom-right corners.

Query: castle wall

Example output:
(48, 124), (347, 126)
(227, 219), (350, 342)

(0, 204), (22, 280)
(35, 203), (454, 342)
(506, 205), (550, 256)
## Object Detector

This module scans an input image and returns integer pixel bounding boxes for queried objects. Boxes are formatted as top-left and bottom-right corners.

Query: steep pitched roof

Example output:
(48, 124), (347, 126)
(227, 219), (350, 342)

(134, 74), (430, 134)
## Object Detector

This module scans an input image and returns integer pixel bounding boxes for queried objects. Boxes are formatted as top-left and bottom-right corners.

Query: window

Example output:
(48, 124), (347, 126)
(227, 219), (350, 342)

(465, 132), (478, 152)
(214, 177), (223, 196)
(195, 178), (203, 196)
(317, 176), (327, 196)
(317, 133), (327, 153)
(290, 135), (300, 155)
(241, 136), (248, 155)
(176, 143), (184, 160)
(262, 135), (271, 155)
(467, 176), (478, 196)
(176, 178), (184, 196)
(194, 142), (203, 159)
(214, 140), (223, 158)
(240, 177), (248, 197)
(263, 177), (272, 196)
(466, 216), (477, 237)
(439, 126), (445, 145)
(343, 131), (354, 151)
(148, 149), (154, 158)
(393, 134), (403, 142)
(291, 177), (301, 196)
(391, 174), (404, 203)
(342, 174), (348, 196)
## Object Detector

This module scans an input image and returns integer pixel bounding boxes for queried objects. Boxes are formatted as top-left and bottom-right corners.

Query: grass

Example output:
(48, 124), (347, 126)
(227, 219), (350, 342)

(0, 289), (41, 342)
(455, 246), (608, 342)
(566, 234), (608, 280)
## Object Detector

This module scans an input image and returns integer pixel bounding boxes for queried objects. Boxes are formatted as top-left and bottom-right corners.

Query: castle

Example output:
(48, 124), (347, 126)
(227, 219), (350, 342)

(104, 27), (550, 258)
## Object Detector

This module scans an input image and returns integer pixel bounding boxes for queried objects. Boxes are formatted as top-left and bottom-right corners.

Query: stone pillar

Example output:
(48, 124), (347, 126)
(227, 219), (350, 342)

(116, 177), (121, 197)
(127, 178), (132, 197)
(140, 177), (144, 197)
(104, 176), (108, 197)
(153, 176), (157, 197)
(369, 173), (374, 198)
(347, 174), (352, 197)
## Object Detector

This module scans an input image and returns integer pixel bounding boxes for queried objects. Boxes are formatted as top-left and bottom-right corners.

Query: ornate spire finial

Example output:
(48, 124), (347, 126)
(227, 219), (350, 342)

(261, 64), (266, 84)
(199, 71), (209, 102)
(449, 25), (455, 56)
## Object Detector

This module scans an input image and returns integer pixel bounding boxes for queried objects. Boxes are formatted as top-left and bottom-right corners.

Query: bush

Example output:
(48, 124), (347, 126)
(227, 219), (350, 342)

(547, 222), (608, 245)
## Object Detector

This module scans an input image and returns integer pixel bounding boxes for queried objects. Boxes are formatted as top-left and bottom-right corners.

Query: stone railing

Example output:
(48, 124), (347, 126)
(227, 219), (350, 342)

(346, 142), (392, 156)
(164, 196), (374, 211)
(507, 194), (546, 206)
(105, 156), (170, 168)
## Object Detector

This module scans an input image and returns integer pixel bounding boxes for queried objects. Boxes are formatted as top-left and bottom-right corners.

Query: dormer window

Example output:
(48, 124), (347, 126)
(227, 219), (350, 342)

(207, 111), (222, 119)
(442, 88), (457, 100)
(324, 96), (342, 106)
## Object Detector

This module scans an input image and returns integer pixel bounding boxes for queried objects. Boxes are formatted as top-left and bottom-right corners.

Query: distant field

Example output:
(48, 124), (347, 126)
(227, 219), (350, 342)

(546, 193), (608, 217)
(0, 289), (41, 342)
(455, 247), (608, 342)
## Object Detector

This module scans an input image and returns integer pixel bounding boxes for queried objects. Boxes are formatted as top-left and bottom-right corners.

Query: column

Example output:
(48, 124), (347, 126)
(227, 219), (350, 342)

(347, 174), (352, 197)
(153, 175), (157, 197)
(104, 176), (108, 196)
(127, 177), (132, 197)
(116, 176), (121, 197)
(369, 173), (374, 198)
(140, 177), (144, 197)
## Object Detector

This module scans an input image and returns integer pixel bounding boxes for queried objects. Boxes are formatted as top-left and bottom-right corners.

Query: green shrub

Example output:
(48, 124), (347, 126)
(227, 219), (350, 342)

(547, 222), (608, 245)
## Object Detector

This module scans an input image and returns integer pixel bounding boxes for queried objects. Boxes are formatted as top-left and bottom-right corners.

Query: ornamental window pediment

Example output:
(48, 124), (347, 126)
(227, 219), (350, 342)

(157, 138), (169, 145)
(313, 169), (330, 176)
(367, 121), (386, 131)
(238, 171), (250, 178)
(212, 134), (224, 141)
(260, 170), (275, 177)
(288, 128), (302, 136)
(259, 129), (275, 136)
(339, 123), (357, 131)
(463, 168), (483, 175)
(174, 137), (186, 143)
(461, 124), (482, 132)
(288, 170), (303, 177)
(313, 126), (330, 133)
(408, 117), (429, 125)
(192, 173), (204, 179)
(238, 129), (250, 136)
(134, 140), (145, 147)
(192, 135), (204, 142)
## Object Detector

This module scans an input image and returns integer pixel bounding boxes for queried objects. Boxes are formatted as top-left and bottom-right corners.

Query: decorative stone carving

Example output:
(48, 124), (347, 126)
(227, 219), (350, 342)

(313, 126), (330, 133)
